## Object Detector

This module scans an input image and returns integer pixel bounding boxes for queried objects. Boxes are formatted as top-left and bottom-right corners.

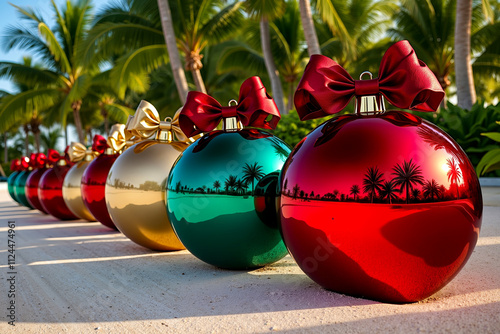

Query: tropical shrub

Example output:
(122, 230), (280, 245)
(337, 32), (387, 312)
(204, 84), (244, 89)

(271, 111), (331, 148)
(477, 121), (500, 175)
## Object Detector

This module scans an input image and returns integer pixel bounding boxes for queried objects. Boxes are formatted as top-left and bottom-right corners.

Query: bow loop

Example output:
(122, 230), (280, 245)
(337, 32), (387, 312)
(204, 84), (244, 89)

(35, 153), (47, 168)
(92, 135), (108, 154)
(294, 40), (445, 120)
(107, 123), (134, 152)
(20, 156), (30, 170)
(180, 76), (281, 137)
(67, 142), (96, 162)
(10, 159), (21, 171)
(47, 149), (62, 165)
(127, 101), (189, 143)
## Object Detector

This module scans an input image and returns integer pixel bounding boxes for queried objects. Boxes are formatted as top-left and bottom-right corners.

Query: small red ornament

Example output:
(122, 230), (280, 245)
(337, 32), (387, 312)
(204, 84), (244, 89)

(81, 135), (119, 229)
(38, 149), (79, 220)
(280, 41), (482, 303)
(26, 153), (49, 214)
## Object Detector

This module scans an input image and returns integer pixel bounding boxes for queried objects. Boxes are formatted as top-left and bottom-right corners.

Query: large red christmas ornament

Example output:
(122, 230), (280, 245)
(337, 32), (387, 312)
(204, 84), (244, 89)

(280, 40), (483, 303)
(62, 142), (98, 221)
(166, 77), (291, 269)
(106, 108), (189, 251)
(81, 134), (120, 229)
(25, 153), (49, 214)
(38, 149), (79, 220)
(7, 159), (22, 203)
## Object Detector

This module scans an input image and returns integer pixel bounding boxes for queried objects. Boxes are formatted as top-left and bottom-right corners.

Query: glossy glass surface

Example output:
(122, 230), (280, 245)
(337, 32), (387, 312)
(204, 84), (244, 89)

(279, 111), (483, 303)
(167, 129), (291, 269)
(106, 140), (187, 251)
(13, 170), (34, 209)
(81, 153), (120, 229)
(26, 168), (49, 214)
(62, 161), (96, 221)
(38, 165), (79, 220)
(7, 171), (21, 203)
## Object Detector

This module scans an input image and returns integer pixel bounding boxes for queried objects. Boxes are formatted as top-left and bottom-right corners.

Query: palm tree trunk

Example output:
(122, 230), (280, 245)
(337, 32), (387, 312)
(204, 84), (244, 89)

(299, 0), (321, 56)
(157, 0), (189, 103)
(191, 68), (207, 94)
(71, 100), (85, 144)
(34, 132), (41, 152)
(23, 124), (30, 156)
(260, 17), (286, 115)
(454, 0), (476, 110)
(65, 125), (69, 147)
(287, 82), (294, 111)
(104, 117), (109, 135)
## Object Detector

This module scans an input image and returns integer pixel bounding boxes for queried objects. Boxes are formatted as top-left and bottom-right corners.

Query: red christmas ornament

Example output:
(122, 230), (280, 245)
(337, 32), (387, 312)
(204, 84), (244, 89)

(280, 40), (482, 303)
(26, 153), (49, 214)
(81, 135), (119, 229)
(38, 149), (79, 220)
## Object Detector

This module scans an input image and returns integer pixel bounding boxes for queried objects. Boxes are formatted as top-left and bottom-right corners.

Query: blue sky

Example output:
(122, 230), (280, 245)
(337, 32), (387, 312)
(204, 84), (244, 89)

(0, 0), (111, 93)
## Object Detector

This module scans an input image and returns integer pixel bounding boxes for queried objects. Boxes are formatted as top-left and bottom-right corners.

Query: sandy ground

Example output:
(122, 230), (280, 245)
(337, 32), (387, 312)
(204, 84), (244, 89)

(0, 185), (499, 334)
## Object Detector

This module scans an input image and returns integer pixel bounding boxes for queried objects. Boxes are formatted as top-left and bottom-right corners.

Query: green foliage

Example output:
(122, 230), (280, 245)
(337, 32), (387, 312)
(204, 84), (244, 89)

(477, 121), (500, 175)
(415, 102), (500, 176)
(271, 111), (330, 148)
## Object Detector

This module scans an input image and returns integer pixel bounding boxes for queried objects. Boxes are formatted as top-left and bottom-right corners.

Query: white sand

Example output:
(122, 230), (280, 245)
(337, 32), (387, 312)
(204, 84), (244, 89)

(0, 185), (499, 333)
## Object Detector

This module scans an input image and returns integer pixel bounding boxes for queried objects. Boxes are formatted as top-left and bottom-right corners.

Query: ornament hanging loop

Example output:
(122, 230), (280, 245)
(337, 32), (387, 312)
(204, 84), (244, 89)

(355, 71), (386, 116)
(223, 100), (243, 132)
(156, 116), (174, 142)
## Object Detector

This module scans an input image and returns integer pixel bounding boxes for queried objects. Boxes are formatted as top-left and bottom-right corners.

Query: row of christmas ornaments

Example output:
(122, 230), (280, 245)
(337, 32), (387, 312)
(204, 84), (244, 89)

(6, 41), (483, 304)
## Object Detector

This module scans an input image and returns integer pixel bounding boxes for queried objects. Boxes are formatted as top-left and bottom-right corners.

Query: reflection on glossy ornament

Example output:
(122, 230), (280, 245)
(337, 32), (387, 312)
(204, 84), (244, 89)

(280, 41), (482, 303)
(81, 152), (119, 229)
(62, 142), (99, 221)
(167, 77), (291, 269)
(39, 163), (79, 220)
(7, 171), (21, 203)
(106, 106), (187, 250)
(14, 170), (34, 209)
(26, 168), (49, 213)
(8, 159), (21, 203)
(63, 160), (96, 221)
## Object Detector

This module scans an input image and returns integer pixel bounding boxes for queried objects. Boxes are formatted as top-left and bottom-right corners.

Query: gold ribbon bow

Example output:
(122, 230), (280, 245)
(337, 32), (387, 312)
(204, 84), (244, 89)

(127, 100), (190, 143)
(67, 142), (97, 162)
(107, 123), (138, 152)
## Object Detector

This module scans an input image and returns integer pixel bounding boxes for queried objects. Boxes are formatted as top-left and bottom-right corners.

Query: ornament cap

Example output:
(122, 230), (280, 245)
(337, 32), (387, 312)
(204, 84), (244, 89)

(354, 72), (386, 115)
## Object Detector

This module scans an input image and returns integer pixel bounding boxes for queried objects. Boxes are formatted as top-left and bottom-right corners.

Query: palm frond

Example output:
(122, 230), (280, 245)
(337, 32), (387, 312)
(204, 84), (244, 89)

(217, 44), (267, 77)
(38, 22), (72, 73)
(0, 62), (59, 88)
(110, 45), (169, 98)
(200, 2), (244, 43)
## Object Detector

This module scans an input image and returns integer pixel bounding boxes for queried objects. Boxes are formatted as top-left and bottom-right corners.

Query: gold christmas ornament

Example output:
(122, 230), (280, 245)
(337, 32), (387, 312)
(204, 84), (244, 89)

(105, 101), (192, 251)
(62, 142), (98, 221)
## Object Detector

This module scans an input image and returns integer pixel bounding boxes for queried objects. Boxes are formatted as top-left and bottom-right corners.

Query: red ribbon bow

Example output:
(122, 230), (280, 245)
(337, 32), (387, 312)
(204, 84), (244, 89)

(10, 159), (21, 172)
(294, 40), (445, 120)
(92, 134), (109, 154)
(33, 153), (47, 168)
(20, 156), (30, 170)
(180, 76), (281, 137)
(47, 149), (62, 165)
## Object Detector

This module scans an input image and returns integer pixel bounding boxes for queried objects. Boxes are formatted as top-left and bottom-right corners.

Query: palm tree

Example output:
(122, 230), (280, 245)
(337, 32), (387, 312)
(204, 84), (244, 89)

(350, 184), (360, 201)
(219, 1), (308, 111)
(446, 158), (462, 198)
(389, 0), (456, 105)
(363, 166), (384, 203)
(242, 162), (266, 195)
(299, 0), (321, 56)
(379, 179), (399, 204)
(423, 179), (442, 201)
(235, 179), (246, 194)
(455, 0), (476, 109)
(292, 184), (300, 199)
(245, 0), (286, 114)
(225, 175), (238, 194)
(1, 0), (99, 143)
(157, 0), (189, 101)
(315, 0), (396, 71)
(411, 188), (421, 202)
(392, 159), (424, 204)
(213, 180), (221, 193)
